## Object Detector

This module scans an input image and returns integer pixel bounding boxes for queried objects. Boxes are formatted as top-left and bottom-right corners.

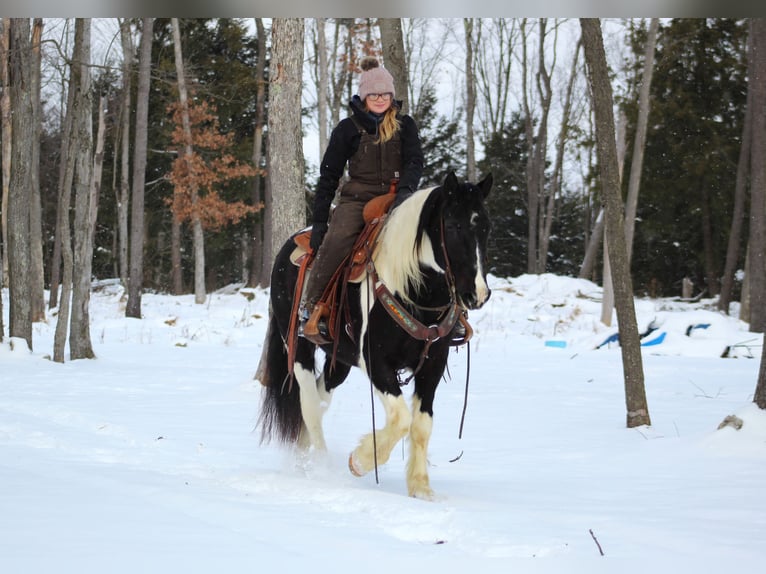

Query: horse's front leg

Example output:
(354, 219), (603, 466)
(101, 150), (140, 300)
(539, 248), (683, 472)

(293, 349), (328, 452)
(407, 348), (447, 500)
(407, 394), (434, 500)
(348, 390), (411, 476)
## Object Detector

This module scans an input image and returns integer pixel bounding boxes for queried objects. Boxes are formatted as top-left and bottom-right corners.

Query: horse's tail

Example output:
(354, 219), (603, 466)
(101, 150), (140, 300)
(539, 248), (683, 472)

(257, 305), (303, 445)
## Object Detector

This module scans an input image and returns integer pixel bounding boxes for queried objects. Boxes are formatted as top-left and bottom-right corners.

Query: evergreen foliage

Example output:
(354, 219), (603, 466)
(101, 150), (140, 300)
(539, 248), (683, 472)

(624, 18), (748, 297)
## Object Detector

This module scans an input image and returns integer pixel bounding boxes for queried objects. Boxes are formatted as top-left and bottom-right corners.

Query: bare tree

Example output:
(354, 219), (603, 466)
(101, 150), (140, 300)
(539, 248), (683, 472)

(29, 18), (44, 323)
(539, 37), (581, 272)
(126, 18), (153, 319)
(267, 18), (305, 266)
(719, 51), (752, 313)
(315, 18), (330, 163)
(52, 30), (78, 362)
(581, 17), (651, 429)
(473, 18), (517, 141)
(171, 18), (207, 305)
(48, 22), (75, 311)
(7, 18), (34, 349)
(521, 19), (553, 274)
(68, 18), (96, 360)
(753, 12), (766, 395)
(748, 18), (766, 333)
(624, 18), (659, 263)
(599, 19), (658, 326)
(1, 19), (10, 288)
(464, 18), (477, 182)
(117, 18), (133, 288)
(249, 17), (268, 288)
(378, 18), (409, 115)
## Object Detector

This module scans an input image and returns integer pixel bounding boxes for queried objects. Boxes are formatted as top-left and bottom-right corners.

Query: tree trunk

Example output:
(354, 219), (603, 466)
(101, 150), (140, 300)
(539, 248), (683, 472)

(700, 175), (719, 297)
(171, 18), (206, 304)
(249, 17), (268, 288)
(1, 19), (10, 288)
(316, 18), (329, 157)
(378, 18), (409, 115)
(8, 18), (33, 349)
(521, 19), (552, 274)
(126, 18), (153, 319)
(581, 17), (650, 429)
(624, 18), (659, 264)
(755, 333), (766, 409)
(29, 18), (44, 322)
(49, 27), (76, 311)
(600, 240), (614, 326)
(52, 26), (78, 361)
(601, 110), (629, 326)
(171, 217), (183, 294)
(579, 207), (604, 280)
(268, 18), (305, 266)
(464, 18), (477, 182)
(719, 42), (752, 313)
(117, 19), (133, 289)
(748, 19), (766, 332)
(69, 18), (95, 360)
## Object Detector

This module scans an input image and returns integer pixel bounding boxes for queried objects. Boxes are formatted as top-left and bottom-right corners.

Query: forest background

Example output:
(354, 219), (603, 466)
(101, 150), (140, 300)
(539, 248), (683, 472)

(0, 17), (764, 360)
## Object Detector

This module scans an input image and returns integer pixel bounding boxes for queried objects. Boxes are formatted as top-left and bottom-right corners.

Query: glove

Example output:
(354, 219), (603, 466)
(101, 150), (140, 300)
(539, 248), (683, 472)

(310, 221), (328, 252)
(392, 186), (413, 209)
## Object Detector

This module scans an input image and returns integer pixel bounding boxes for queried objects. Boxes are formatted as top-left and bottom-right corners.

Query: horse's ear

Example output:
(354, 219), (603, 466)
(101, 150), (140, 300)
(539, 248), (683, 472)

(477, 173), (493, 199)
(442, 171), (459, 201)
(443, 171), (459, 191)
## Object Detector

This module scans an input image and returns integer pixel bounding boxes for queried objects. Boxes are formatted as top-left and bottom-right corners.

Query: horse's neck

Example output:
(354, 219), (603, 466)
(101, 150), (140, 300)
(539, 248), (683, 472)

(405, 266), (452, 309)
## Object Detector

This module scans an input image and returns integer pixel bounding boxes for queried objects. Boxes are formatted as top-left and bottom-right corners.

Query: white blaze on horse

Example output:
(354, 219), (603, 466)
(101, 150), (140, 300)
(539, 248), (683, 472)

(256, 171), (493, 500)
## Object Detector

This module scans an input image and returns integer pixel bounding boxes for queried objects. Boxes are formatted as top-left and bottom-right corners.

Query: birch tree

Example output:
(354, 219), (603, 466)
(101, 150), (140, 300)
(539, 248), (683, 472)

(581, 17), (650, 429)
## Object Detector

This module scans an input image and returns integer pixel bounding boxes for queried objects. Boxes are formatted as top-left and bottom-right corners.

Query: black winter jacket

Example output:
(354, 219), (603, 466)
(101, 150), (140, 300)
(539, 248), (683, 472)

(312, 96), (424, 226)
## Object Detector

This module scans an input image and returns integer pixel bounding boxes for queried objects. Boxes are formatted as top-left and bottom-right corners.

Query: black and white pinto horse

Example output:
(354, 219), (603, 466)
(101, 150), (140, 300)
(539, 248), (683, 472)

(257, 171), (492, 499)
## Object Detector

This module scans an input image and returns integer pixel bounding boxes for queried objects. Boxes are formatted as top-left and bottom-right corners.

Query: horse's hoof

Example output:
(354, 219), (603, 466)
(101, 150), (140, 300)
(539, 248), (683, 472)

(409, 486), (435, 501)
(348, 452), (365, 477)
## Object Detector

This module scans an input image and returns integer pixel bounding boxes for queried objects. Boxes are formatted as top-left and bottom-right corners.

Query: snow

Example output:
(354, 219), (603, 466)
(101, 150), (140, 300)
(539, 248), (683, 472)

(2, 273), (765, 573)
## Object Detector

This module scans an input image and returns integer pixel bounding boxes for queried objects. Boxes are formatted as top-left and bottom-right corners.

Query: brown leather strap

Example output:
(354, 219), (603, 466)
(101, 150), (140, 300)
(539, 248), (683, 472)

(286, 251), (313, 385)
(374, 280), (460, 343)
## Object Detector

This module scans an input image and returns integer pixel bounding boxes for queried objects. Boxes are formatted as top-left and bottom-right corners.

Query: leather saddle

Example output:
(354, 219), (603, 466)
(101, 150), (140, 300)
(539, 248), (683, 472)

(289, 192), (396, 343)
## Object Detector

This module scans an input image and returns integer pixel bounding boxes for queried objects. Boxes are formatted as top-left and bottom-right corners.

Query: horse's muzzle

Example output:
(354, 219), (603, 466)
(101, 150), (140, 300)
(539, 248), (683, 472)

(460, 285), (491, 310)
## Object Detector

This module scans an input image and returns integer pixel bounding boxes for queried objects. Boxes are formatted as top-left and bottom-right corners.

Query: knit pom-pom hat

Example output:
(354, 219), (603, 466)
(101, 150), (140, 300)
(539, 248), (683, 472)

(358, 56), (395, 100)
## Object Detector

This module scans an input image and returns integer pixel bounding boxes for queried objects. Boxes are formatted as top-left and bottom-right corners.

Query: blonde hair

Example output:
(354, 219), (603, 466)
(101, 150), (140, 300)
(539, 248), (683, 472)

(363, 103), (400, 144)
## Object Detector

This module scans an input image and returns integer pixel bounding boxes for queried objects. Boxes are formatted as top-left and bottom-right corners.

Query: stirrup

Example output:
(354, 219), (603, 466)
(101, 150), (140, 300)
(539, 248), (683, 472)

(301, 303), (332, 345)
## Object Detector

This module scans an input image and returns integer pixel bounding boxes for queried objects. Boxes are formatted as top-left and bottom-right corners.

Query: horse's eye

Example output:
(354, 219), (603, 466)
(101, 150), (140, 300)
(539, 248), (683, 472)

(470, 212), (479, 226)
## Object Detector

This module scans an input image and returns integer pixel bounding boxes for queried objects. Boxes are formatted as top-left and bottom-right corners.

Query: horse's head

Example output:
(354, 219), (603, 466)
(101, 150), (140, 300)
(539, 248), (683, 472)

(437, 171), (493, 310)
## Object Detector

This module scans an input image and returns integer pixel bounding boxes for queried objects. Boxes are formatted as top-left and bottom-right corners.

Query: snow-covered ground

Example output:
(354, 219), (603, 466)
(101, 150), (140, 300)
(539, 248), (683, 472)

(2, 274), (764, 573)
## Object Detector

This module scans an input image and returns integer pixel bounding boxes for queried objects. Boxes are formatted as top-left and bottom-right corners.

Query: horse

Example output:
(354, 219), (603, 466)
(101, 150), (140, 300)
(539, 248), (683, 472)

(256, 171), (493, 500)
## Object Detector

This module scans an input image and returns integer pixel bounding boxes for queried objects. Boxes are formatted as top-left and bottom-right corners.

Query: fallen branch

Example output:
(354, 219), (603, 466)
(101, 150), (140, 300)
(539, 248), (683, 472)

(589, 529), (605, 556)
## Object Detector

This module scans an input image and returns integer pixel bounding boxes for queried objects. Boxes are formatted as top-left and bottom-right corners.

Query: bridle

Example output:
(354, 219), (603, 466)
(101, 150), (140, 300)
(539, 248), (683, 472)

(367, 215), (467, 380)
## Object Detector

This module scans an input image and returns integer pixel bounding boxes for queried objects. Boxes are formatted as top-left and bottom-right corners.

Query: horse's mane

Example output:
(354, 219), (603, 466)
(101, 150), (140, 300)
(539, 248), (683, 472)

(373, 186), (440, 304)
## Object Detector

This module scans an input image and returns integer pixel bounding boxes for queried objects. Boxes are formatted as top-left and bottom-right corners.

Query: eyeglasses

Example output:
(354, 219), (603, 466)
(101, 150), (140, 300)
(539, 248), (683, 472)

(366, 93), (393, 102)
